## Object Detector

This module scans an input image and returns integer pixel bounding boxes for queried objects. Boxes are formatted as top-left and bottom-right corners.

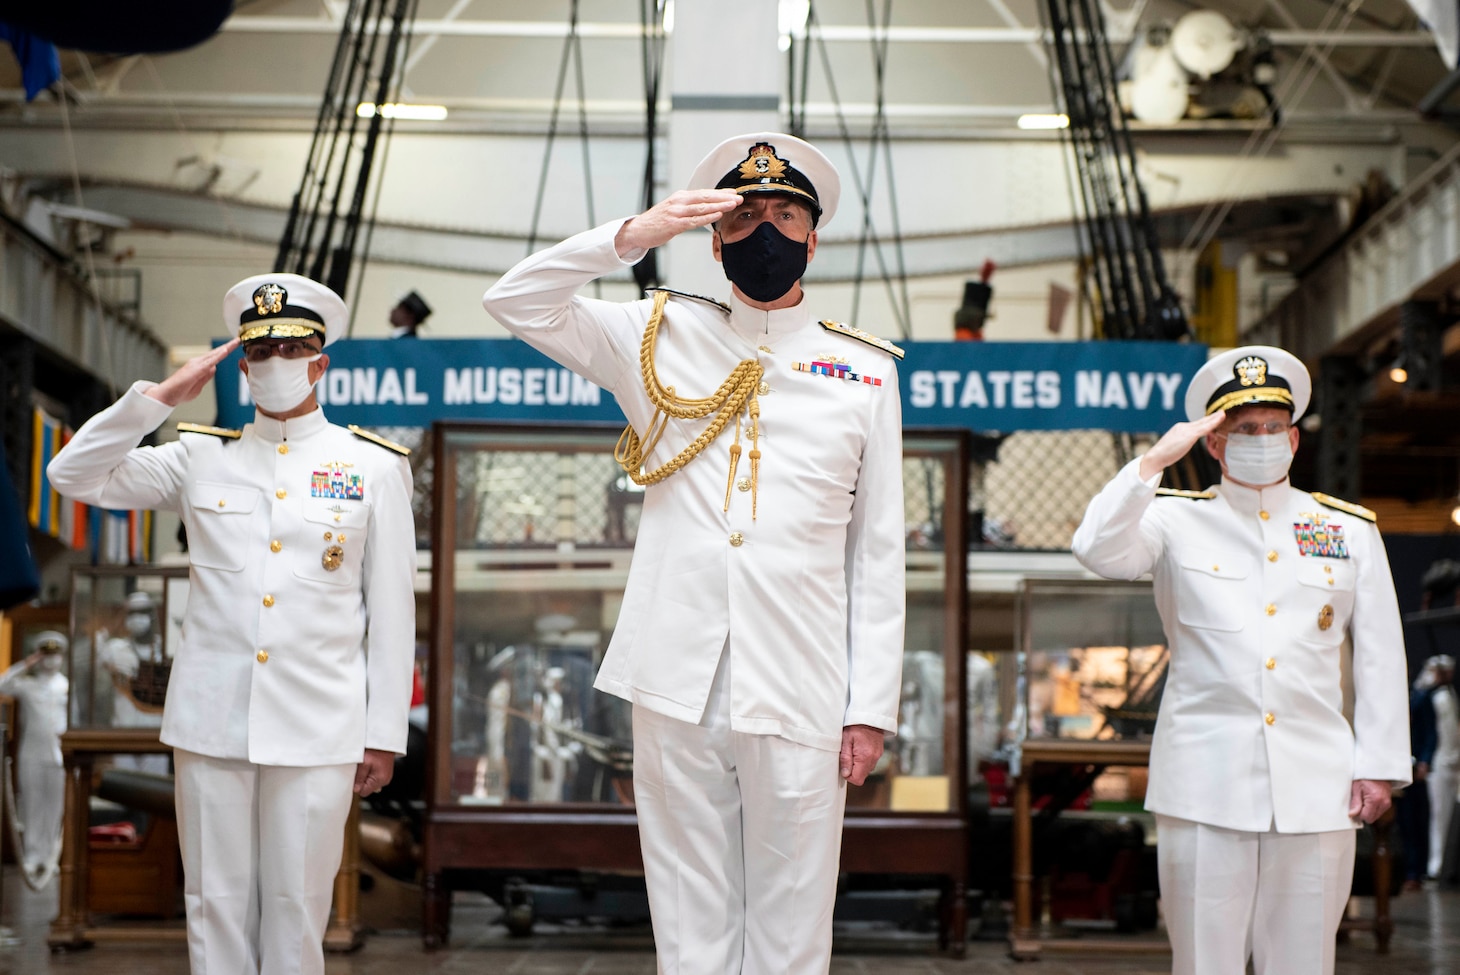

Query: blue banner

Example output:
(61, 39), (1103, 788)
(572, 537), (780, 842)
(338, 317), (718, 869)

(213, 338), (1207, 434)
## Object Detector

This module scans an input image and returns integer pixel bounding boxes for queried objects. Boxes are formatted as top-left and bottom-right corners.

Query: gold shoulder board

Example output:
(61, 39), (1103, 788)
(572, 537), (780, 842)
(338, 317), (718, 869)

(1155, 488), (1215, 499)
(819, 320), (905, 359)
(648, 288), (731, 315)
(348, 425), (411, 456)
(1311, 491), (1377, 523)
(176, 422), (241, 440)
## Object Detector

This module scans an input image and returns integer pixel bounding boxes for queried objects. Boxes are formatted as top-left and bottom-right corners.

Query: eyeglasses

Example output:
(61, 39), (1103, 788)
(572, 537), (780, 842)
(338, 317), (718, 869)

(1219, 420), (1292, 437)
(242, 340), (322, 363)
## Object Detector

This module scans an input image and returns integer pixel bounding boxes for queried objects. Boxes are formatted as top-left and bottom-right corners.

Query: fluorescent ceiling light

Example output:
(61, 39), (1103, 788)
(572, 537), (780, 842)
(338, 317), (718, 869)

(356, 103), (449, 121)
(1017, 113), (1068, 130)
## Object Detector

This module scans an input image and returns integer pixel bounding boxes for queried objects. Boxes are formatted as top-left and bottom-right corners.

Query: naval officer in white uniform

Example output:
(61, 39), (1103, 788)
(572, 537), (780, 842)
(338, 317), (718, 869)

(48, 273), (416, 975)
(1072, 346), (1410, 975)
(483, 132), (906, 974)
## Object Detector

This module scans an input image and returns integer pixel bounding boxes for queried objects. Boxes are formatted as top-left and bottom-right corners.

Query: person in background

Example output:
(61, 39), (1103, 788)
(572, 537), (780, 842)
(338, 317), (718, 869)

(0, 630), (68, 886)
(389, 289), (432, 338)
(47, 272), (416, 975)
(1425, 654), (1459, 880)
(1402, 659), (1439, 890)
(1072, 345), (1410, 975)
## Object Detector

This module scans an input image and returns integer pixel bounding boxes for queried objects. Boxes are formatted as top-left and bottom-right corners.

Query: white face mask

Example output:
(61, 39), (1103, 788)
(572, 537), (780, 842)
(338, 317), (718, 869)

(1222, 433), (1293, 486)
(37, 654), (63, 674)
(246, 354), (321, 413)
(125, 612), (152, 639)
(390, 324), (413, 339)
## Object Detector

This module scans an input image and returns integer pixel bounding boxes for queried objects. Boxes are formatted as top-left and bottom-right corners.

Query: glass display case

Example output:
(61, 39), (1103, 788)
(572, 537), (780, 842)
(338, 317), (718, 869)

(67, 565), (189, 736)
(423, 423), (970, 950)
(1007, 578), (1166, 959)
(1016, 578), (1167, 746)
(51, 565), (189, 949)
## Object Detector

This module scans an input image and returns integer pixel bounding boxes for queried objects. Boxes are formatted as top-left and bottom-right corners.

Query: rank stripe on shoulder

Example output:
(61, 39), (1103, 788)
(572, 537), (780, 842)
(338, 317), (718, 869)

(176, 422), (241, 440)
(348, 425), (411, 456)
(1311, 491), (1377, 523)
(1155, 487), (1215, 499)
(819, 320), (905, 359)
(647, 288), (731, 315)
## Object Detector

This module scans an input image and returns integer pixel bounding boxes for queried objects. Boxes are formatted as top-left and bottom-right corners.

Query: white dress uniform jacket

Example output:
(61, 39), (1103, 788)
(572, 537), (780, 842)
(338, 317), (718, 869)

(483, 220), (905, 750)
(1072, 459), (1411, 833)
(47, 384), (416, 764)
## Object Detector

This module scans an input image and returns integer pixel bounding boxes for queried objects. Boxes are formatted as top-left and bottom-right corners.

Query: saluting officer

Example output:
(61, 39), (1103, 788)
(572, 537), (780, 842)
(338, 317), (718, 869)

(48, 273), (416, 975)
(1072, 346), (1410, 975)
(483, 132), (906, 973)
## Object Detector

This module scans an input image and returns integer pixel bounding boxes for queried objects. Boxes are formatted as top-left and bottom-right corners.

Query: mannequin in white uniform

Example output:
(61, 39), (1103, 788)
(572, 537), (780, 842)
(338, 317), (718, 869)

(1073, 346), (1409, 975)
(1425, 655), (1459, 878)
(0, 630), (68, 886)
(100, 589), (170, 775)
(483, 132), (906, 974)
(48, 273), (416, 975)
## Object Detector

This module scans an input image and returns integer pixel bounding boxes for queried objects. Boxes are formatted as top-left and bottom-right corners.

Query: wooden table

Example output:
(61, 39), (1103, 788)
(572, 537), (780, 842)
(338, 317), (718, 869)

(1010, 738), (1395, 959)
(47, 730), (363, 951)
(1010, 739), (1155, 959)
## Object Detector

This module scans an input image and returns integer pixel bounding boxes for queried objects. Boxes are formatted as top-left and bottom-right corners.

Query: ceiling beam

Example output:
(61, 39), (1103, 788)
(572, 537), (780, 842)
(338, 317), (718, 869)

(216, 16), (1440, 48)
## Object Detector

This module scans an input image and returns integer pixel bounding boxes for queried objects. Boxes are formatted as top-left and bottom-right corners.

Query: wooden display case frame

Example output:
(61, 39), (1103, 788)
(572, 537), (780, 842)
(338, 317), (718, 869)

(422, 422), (970, 954)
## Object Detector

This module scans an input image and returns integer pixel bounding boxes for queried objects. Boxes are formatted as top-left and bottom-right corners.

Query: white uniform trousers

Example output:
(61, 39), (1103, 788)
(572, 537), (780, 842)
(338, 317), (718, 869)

(174, 750), (356, 975)
(632, 650), (847, 975)
(1428, 765), (1459, 878)
(1156, 814), (1356, 975)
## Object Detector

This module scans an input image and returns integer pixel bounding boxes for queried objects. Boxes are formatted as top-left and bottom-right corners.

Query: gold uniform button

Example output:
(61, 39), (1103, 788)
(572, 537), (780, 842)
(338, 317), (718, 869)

(1267, 550), (1278, 562)
(270, 540), (282, 553)
(1265, 603), (1276, 616)
(276, 488), (288, 499)
(1259, 510), (1270, 520)
(256, 650), (269, 663)
(757, 381), (771, 396)
(277, 444), (289, 455)
(1324, 566), (1332, 574)
(262, 594), (275, 608)
(1265, 657), (1276, 670)
(217, 499), (227, 508)
(1212, 564), (1220, 572)
(338, 533), (347, 543)
(729, 532), (744, 547)
(1327, 578), (1335, 586)
(736, 478), (752, 492)
(1264, 712), (1276, 726)
(324, 532), (332, 541)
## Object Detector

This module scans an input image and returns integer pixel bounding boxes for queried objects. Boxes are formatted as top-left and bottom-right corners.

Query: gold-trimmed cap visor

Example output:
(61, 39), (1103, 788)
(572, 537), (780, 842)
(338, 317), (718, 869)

(239, 320), (327, 343)
(1206, 386), (1295, 416)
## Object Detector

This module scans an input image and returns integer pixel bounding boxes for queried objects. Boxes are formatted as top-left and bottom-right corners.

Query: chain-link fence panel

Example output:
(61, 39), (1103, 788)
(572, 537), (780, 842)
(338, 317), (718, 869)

(978, 430), (1156, 550)
(462, 449), (633, 548)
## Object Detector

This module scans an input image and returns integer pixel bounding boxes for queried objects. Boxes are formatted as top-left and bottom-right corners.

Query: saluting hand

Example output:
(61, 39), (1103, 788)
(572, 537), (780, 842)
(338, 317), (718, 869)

(614, 190), (742, 257)
(1137, 410), (1226, 481)
(145, 338), (242, 408)
(840, 724), (885, 786)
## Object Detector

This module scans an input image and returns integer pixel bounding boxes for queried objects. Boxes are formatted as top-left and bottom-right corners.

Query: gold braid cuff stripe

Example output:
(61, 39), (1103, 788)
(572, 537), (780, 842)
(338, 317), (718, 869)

(614, 291), (764, 517)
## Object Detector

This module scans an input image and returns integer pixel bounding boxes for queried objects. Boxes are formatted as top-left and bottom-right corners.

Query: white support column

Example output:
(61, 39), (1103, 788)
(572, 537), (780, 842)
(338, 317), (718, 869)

(664, 2), (782, 297)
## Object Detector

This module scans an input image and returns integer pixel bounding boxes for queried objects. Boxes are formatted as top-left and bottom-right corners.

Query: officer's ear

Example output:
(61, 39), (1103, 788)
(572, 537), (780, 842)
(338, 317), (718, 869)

(710, 224), (723, 264)
(310, 353), (330, 383)
(239, 357), (249, 376)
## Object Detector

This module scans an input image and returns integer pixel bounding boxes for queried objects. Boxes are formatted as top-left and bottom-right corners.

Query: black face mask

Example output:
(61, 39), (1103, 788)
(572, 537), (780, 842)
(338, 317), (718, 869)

(718, 221), (809, 303)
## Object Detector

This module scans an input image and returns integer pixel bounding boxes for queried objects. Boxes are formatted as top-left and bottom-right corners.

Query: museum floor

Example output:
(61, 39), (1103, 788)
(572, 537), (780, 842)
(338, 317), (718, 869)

(0, 878), (1456, 974)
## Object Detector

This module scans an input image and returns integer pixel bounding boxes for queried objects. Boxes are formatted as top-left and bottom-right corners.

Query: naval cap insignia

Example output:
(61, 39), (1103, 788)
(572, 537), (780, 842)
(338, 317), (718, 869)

(1234, 355), (1268, 387)
(253, 283), (287, 316)
(739, 143), (788, 181)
